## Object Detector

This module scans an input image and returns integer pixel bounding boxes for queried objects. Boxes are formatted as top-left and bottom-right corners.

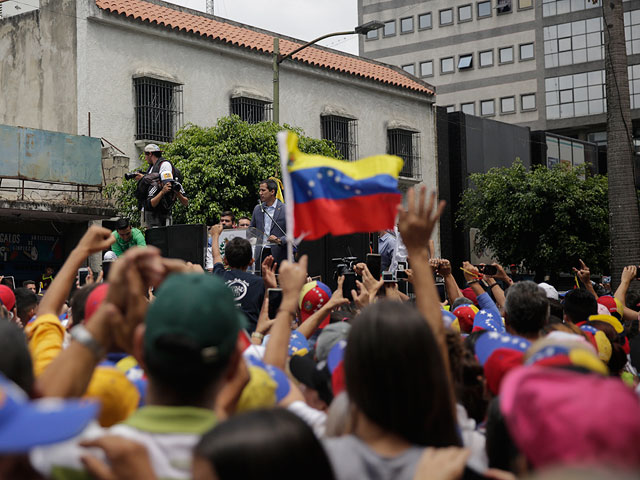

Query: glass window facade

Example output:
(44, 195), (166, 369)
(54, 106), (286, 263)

(545, 70), (605, 119)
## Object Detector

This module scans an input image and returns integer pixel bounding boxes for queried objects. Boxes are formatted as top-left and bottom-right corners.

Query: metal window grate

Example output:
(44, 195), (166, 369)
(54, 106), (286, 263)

(387, 129), (421, 179)
(134, 77), (183, 143)
(230, 97), (273, 124)
(321, 115), (358, 161)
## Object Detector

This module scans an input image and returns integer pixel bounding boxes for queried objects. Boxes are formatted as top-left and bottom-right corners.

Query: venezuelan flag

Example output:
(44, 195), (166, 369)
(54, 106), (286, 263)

(285, 133), (403, 240)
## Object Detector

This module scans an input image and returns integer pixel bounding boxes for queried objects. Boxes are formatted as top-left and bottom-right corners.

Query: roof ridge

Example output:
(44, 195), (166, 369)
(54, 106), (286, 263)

(94, 0), (435, 95)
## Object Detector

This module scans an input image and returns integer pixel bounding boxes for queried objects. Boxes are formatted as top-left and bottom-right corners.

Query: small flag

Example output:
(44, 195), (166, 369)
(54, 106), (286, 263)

(285, 132), (403, 240)
(269, 177), (285, 203)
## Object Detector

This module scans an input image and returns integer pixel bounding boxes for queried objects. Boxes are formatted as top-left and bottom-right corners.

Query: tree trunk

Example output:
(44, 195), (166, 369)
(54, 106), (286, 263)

(603, 0), (640, 291)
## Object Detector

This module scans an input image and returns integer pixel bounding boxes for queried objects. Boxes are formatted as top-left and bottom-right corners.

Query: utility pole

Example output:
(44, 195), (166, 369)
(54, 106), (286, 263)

(271, 21), (383, 125)
(601, 0), (640, 289)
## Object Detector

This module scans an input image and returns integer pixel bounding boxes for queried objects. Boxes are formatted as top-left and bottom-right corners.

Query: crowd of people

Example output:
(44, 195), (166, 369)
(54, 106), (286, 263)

(0, 186), (639, 480)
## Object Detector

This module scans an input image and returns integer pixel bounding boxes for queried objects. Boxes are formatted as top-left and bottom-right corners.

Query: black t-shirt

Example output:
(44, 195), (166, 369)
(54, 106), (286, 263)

(213, 263), (264, 333)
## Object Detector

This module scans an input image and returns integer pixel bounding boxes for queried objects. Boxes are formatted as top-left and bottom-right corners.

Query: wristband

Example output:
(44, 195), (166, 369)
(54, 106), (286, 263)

(70, 324), (107, 360)
(251, 331), (264, 340)
(467, 280), (480, 286)
(489, 283), (500, 289)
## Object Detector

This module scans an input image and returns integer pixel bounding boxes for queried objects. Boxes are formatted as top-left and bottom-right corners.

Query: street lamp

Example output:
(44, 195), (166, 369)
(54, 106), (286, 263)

(272, 21), (384, 124)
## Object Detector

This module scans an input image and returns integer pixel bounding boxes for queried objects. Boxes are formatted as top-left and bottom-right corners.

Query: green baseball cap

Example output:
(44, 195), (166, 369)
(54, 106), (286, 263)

(144, 273), (246, 371)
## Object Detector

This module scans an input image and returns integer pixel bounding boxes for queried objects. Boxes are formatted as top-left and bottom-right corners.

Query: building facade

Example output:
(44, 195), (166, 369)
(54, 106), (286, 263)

(359, 0), (640, 146)
(1, 0), (438, 191)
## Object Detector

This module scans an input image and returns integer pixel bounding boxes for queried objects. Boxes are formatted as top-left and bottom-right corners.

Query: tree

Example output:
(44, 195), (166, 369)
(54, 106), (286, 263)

(457, 162), (610, 277)
(601, 0), (640, 289)
(105, 116), (340, 226)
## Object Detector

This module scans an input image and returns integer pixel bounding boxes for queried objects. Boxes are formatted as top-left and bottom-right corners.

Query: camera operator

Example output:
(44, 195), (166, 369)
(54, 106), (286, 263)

(136, 144), (188, 228)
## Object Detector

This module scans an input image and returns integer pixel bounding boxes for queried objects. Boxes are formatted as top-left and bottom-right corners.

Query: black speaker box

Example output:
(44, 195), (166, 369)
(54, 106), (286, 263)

(145, 224), (206, 266)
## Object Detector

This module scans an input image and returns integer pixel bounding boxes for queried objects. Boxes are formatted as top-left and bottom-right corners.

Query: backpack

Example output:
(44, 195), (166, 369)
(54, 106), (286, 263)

(134, 159), (183, 210)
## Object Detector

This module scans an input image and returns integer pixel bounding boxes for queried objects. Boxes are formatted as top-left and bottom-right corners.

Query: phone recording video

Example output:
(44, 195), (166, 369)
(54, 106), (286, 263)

(475, 265), (498, 276)
(342, 272), (357, 302)
(267, 288), (283, 319)
(366, 253), (382, 280)
(78, 268), (89, 286)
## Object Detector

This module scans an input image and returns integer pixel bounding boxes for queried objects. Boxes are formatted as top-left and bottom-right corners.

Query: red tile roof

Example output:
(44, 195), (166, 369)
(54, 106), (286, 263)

(94, 0), (434, 96)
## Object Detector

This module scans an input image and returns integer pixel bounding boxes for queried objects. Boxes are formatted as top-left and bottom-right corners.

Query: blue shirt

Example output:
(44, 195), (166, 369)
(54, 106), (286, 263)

(378, 231), (397, 272)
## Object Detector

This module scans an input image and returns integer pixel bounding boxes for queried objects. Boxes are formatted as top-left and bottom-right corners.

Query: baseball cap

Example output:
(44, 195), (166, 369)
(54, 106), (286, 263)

(0, 373), (98, 452)
(472, 309), (506, 334)
(588, 313), (624, 334)
(441, 309), (459, 331)
(298, 281), (332, 327)
(144, 144), (161, 153)
(103, 251), (117, 262)
(538, 282), (559, 301)
(245, 356), (290, 403)
(315, 322), (350, 363)
(144, 273), (246, 371)
(596, 295), (623, 321)
(84, 283), (109, 323)
(524, 335), (608, 375)
(475, 331), (531, 395)
(500, 366), (640, 469)
(327, 340), (347, 396)
(289, 352), (333, 405)
(0, 285), (16, 311)
(452, 304), (479, 333)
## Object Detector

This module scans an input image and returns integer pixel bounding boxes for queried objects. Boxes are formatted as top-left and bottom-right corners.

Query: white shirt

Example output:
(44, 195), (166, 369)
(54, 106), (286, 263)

(263, 200), (278, 243)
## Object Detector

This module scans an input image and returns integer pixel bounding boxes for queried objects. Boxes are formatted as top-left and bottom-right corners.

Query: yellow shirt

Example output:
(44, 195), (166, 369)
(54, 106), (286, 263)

(26, 314), (140, 427)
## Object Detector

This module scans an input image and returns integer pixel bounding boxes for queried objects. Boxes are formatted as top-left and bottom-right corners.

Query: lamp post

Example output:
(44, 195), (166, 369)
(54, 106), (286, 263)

(272, 21), (384, 124)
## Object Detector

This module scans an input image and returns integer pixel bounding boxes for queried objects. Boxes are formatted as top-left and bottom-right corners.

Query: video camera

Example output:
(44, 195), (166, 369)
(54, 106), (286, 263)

(331, 256), (358, 279)
(124, 170), (144, 180)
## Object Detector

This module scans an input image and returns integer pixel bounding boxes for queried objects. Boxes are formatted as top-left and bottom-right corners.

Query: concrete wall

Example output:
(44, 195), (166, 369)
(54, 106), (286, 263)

(0, 0), (77, 134)
(76, 2), (437, 198)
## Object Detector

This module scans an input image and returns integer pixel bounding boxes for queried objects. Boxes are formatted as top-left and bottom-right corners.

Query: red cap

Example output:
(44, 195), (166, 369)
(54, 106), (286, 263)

(0, 285), (16, 311)
(461, 287), (478, 306)
(84, 284), (109, 323)
(484, 348), (524, 395)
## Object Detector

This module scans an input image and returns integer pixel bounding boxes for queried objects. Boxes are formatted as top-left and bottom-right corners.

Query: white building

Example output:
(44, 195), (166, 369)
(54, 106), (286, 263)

(1, 0), (438, 191)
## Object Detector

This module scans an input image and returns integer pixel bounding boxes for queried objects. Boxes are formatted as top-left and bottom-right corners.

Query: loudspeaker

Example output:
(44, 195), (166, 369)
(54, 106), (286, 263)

(297, 232), (377, 291)
(145, 224), (206, 266)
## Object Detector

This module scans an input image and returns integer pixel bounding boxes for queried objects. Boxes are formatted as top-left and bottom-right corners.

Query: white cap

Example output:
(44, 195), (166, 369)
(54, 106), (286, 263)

(103, 251), (117, 262)
(538, 282), (559, 301)
(144, 144), (161, 153)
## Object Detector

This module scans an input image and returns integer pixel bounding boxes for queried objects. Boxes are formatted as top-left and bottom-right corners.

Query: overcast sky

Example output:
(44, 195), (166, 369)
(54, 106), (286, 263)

(168, 0), (359, 55)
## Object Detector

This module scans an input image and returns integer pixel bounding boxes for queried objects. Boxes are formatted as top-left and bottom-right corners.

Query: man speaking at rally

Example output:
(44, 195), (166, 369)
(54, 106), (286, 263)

(250, 179), (287, 266)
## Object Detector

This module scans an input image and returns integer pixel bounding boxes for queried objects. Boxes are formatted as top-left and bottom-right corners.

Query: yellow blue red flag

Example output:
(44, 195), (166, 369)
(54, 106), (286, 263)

(285, 132), (404, 240)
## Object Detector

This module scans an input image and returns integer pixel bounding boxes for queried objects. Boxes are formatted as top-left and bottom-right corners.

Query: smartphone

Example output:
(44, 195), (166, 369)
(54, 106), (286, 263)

(475, 265), (498, 276)
(436, 283), (446, 303)
(78, 268), (89, 286)
(1, 276), (15, 290)
(396, 269), (409, 280)
(102, 261), (113, 279)
(267, 288), (283, 319)
(342, 272), (357, 302)
(382, 271), (396, 283)
(366, 253), (382, 280)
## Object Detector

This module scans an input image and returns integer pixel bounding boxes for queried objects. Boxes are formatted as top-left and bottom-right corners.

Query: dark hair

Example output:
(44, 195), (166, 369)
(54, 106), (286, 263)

(220, 211), (235, 222)
(238, 216), (250, 222)
(446, 331), (487, 424)
(195, 408), (335, 480)
(589, 320), (628, 375)
(22, 280), (36, 287)
(14, 288), (38, 324)
(115, 218), (130, 230)
(486, 397), (521, 472)
(504, 281), (549, 336)
(345, 301), (460, 446)
(260, 179), (277, 194)
(69, 283), (101, 327)
(548, 298), (563, 320)
(563, 289), (598, 324)
(0, 322), (34, 394)
(224, 237), (252, 268)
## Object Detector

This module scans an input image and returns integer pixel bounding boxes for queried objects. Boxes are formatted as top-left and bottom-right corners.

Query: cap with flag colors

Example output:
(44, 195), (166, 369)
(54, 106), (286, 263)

(285, 132), (404, 240)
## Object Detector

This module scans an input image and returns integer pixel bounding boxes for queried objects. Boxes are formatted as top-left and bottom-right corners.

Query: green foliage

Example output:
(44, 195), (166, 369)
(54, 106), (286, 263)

(457, 162), (610, 274)
(104, 116), (340, 226)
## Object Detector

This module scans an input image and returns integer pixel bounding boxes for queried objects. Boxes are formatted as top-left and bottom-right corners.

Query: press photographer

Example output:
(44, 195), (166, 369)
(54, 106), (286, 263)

(131, 144), (188, 228)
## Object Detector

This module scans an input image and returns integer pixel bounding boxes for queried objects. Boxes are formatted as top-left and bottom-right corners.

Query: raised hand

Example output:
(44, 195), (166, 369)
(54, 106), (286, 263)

(398, 186), (446, 253)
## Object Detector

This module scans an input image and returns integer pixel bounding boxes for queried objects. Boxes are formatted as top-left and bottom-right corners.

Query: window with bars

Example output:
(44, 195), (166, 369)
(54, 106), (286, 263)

(321, 115), (358, 161)
(387, 129), (421, 179)
(230, 97), (273, 124)
(134, 77), (183, 143)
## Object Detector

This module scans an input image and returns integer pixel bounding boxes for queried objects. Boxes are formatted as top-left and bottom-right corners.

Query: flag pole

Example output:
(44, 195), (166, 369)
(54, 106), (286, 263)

(277, 131), (295, 263)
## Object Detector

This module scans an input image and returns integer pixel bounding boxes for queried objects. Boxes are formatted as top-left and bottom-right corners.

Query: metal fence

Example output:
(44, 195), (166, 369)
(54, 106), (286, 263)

(230, 97), (273, 124)
(387, 129), (422, 179)
(321, 115), (358, 161)
(134, 77), (183, 143)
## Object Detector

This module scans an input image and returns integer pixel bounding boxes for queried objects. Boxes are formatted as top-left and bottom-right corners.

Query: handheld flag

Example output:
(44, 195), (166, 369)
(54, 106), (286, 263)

(269, 177), (285, 203)
(284, 132), (404, 240)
